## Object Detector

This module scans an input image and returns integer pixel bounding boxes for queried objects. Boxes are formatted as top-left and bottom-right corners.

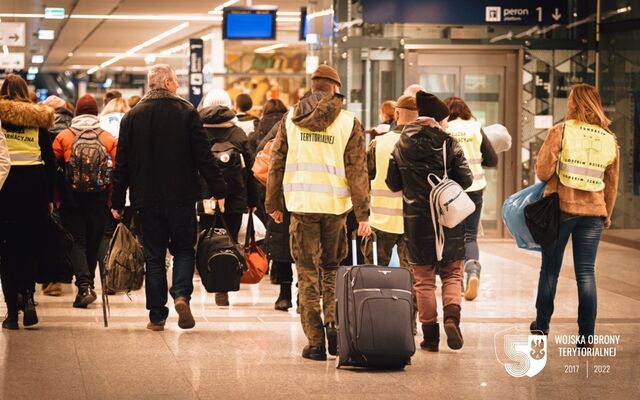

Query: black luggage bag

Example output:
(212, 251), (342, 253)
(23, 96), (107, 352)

(336, 233), (415, 369)
(196, 212), (246, 293)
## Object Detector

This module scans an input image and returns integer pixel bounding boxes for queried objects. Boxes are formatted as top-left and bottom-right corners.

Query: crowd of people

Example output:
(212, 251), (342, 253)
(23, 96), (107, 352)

(0, 64), (619, 360)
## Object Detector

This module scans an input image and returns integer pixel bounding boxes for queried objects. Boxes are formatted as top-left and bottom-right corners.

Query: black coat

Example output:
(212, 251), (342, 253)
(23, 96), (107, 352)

(248, 110), (286, 157)
(386, 123), (473, 265)
(112, 89), (227, 210)
(199, 106), (258, 214)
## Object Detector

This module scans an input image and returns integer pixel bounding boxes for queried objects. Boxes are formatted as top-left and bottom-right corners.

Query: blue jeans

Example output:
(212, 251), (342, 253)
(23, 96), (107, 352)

(463, 190), (483, 262)
(535, 215), (605, 337)
(139, 205), (197, 323)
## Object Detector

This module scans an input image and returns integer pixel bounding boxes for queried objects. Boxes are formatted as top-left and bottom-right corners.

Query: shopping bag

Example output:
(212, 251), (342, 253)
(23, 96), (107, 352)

(501, 182), (545, 252)
(238, 211), (266, 244)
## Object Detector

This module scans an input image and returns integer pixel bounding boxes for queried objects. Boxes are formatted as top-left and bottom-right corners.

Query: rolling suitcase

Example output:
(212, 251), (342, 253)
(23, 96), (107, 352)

(336, 232), (415, 369)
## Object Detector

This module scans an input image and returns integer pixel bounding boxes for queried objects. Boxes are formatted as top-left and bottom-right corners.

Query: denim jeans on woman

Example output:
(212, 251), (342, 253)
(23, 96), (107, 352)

(535, 215), (605, 338)
(138, 205), (197, 323)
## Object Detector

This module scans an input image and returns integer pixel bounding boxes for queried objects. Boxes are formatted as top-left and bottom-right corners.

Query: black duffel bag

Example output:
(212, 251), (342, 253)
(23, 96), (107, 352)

(37, 211), (74, 283)
(196, 212), (246, 293)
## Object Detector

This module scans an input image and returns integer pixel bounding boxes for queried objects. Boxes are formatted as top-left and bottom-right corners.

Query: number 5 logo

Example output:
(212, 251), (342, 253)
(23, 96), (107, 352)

(495, 327), (548, 377)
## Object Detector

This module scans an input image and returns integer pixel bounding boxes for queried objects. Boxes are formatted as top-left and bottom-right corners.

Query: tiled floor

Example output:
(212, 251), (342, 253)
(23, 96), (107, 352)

(1, 239), (639, 399)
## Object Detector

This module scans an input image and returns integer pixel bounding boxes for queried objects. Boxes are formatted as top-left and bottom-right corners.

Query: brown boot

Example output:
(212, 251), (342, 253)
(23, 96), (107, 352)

(175, 297), (195, 329)
(420, 323), (439, 352)
(215, 292), (229, 306)
(443, 304), (463, 350)
(147, 320), (165, 331)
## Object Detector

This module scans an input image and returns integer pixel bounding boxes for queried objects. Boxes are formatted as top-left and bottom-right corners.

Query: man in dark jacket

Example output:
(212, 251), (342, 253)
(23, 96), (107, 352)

(386, 91), (473, 353)
(266, 65), (371, 361)
(112, 64), (227, 331)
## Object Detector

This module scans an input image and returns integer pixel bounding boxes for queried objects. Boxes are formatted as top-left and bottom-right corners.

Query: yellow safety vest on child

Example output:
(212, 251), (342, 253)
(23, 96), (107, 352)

(369, 131), (404, 234)
(447, 118), (486, 192)
(558, 119), (616, 192)
(283, 109), (355, 215)
(1, 125), (43, 166)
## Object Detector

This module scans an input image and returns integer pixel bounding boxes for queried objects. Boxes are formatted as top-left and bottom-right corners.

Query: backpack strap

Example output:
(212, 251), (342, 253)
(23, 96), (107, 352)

(441, 139), (448, 180)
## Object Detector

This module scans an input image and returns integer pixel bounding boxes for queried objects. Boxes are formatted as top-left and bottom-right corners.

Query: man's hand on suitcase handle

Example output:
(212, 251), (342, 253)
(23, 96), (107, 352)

(357, 221), (372, 237)
(270, 210), (284, 224)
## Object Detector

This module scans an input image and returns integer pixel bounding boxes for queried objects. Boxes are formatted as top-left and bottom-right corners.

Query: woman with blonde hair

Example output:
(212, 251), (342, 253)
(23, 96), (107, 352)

(531, 84), (620, 347)
(99, 96), (129, 138)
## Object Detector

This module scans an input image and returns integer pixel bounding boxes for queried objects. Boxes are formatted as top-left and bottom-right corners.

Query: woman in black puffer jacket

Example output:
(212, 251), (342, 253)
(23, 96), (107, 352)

(199, 104), (258, 307)
(386, 91), (472, 353)
(256, 120), (295, 311)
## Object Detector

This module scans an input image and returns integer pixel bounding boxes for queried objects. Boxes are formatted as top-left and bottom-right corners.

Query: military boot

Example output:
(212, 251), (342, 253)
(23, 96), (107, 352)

(443, 304), (464, 350)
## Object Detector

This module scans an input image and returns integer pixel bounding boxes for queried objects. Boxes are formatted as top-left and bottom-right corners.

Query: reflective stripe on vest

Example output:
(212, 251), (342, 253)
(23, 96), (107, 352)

(283, 109), (355, 215)
(2, 126), (43, 166)
(369, 131), (404, 234)
(446, 118), (486, 192)
(557, 119), (616, 192)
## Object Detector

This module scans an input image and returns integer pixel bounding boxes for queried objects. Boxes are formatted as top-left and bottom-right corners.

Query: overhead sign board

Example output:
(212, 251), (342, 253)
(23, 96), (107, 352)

(188, 38), (204, 107)
(363, 0), (568, 25)
(0, 23), (26, 47)
(0, 53), (25, 70)
(44, 7), (65, 19)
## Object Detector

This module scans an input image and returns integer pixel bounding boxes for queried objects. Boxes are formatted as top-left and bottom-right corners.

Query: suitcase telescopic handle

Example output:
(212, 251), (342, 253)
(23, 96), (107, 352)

(352, 231), (377, 265)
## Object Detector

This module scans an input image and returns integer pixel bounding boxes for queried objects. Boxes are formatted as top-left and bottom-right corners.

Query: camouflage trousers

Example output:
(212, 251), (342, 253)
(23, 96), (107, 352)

(361, 228), (418, 332)
(290, 212), (348, 347)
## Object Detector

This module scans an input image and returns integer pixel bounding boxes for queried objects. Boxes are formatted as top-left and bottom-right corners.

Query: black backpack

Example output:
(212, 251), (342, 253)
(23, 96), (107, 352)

(66, 129), (112, 192)
(196, 213), (247, 293)
(212, 139), (244, 171)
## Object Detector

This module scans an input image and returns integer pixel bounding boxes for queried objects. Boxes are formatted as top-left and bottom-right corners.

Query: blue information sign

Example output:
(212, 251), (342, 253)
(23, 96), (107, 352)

(362, 0), (568, 25)
(188, 39), (204, 107)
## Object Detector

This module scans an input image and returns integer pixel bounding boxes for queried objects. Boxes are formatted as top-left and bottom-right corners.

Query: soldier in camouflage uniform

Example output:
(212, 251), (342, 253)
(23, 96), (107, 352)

(266, 65), (371, 361)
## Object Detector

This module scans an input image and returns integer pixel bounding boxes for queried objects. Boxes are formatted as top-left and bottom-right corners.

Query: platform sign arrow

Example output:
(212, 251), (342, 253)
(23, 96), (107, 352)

(551, 8), (562, 21)
(0, 23), (26, 47)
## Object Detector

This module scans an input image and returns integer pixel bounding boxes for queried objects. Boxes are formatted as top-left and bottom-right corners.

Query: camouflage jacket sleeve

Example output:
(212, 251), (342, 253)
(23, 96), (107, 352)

(345, 118), (370, 222)
(367, 139), (377, 181)
(265, 120), (288, 214)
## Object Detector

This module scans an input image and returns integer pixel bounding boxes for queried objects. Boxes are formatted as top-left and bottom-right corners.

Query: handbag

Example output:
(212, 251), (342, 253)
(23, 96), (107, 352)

(501, 182), (545, 251)
(241, 211), (268, 284)
(195, 211), (246, 293)
(251, 139), (274, 186)
(428, 141), (476, 261)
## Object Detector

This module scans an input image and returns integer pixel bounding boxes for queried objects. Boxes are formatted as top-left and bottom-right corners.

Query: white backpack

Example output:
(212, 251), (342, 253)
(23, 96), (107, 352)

(428, 142), (476, 261)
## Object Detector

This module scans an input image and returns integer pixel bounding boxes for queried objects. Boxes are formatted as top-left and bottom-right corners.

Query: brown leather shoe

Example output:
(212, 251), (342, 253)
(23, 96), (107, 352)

(175, 297), (195, 329)
(147, 320), (165, 331)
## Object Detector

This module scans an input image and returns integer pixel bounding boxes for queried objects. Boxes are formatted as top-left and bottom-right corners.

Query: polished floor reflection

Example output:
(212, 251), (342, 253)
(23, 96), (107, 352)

(1, 239), (639, 399)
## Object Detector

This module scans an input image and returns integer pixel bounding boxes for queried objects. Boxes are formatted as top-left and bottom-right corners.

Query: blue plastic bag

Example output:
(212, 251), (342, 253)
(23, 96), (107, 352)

(502, 182), (545, 252)
(388, 245), (400, 268)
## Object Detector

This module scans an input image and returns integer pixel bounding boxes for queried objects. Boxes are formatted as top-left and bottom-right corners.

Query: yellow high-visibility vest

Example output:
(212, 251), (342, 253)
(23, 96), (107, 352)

(370, 131), (403, 234)
(558, 119), (616, 192)
(1, 125), (43, 166)
(283, 109), (355, 215)
(447, 118), (486, 192)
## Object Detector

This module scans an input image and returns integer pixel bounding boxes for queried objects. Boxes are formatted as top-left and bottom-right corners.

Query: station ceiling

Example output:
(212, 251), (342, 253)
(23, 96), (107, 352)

(0, 0), (306, 74)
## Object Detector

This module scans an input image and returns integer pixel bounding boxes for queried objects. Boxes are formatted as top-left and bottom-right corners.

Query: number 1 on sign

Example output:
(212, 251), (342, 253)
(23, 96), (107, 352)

(536, 7), (542, 22)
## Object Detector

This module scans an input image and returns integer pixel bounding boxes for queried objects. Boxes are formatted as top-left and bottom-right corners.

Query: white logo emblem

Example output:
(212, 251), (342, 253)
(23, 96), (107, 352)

(220, 153), (231, 163)
(486, 6), (502, 22)
(378, 270), (391, 275)
(495, 328), (547, 378)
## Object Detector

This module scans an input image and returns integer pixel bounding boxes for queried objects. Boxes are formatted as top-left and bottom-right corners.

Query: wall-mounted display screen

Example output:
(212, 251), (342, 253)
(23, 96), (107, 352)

(299, 7), (307, 41)
(223, 6), (277, 40)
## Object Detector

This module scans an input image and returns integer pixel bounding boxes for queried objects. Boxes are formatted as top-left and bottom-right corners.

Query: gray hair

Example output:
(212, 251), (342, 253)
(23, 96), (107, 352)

(403, 84), (425, 97)
(148, 64), (176, 90)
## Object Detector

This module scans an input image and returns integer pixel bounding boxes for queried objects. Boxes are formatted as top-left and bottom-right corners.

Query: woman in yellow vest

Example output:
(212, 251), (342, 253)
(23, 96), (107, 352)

(0, 121), (10, 189)
(443, 97), (498, 301)
(532, 84), (619, 345)
(0, 74), (56, 330)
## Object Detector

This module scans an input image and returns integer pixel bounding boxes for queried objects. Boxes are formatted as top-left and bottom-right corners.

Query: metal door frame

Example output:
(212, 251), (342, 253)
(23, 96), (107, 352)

(404, 45), (523, 237)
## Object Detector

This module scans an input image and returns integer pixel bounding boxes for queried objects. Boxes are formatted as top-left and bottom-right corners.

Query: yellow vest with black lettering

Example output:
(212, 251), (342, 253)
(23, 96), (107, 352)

(1, 124), (43, 166)
(447, 118), (486, 192)
(558, 119), (616, 192)
(284, 109), (355, 215)
(370, 131), (403, 234)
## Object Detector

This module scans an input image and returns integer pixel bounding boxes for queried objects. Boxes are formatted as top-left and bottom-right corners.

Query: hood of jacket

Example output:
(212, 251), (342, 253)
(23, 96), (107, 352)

(70, 114), (101, 133)
(0, 99), (54, 129)
(199, 105), (236, 128)
(399, 122), (449, 162)
(139, 88), (194, 108)
(291, 91), (343, 131)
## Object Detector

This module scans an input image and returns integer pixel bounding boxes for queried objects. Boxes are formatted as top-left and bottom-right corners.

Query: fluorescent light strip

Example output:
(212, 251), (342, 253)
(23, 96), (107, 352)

(255, 43), (289, 53)
(160, 32), (214, 56)
(2, 45), (8, 56)
(210, 0), (240, 13)
(87, 22), (189, 74)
